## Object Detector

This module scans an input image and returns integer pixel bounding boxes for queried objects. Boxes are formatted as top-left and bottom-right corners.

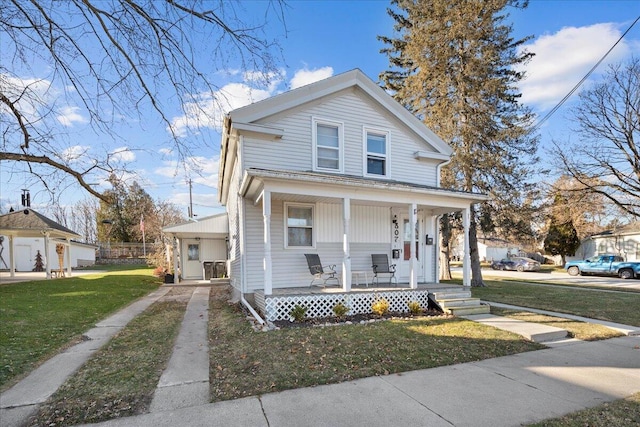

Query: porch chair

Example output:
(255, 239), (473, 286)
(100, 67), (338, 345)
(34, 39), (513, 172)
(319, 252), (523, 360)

(304, 254), (341, 287)
(371, 254), (398, 286)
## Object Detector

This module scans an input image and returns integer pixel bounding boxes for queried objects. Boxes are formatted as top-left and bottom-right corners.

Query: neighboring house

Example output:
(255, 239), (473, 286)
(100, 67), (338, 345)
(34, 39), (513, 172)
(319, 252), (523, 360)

(163, 214), (229, 280)
(0, 208), (82, 278)
(568, 224), (640, 262)
(452, 236), (520, 262)
(217, 69), (487, 319)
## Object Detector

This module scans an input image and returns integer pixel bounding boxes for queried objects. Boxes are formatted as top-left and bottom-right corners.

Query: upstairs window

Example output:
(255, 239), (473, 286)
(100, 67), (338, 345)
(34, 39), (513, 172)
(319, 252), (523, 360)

(285, 203), (314, 248)
(365, 128), (390, 176)
(313, 118), (343, 172)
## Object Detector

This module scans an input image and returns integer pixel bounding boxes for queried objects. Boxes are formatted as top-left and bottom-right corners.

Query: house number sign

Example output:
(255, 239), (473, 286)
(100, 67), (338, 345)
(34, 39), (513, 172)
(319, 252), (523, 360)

(393, 214), (399, 243)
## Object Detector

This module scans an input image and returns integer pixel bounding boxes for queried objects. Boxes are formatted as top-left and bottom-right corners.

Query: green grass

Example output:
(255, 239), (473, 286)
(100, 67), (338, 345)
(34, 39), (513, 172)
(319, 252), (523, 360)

(28, 296), (186, 426)
(209, 296), (544, 402)
(0, 266), (160, 390)
(465, 279), (640, 327)
(528, 392), (640, 426)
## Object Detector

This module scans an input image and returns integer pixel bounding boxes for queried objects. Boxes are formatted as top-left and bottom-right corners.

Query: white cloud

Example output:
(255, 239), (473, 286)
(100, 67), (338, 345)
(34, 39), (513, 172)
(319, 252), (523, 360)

(154, 155), (219, 188)
(518, 23), (630, 111)
(159, 148), (173, 156)
(289, 67), (334, 90)
(56, 106), (87, 126)
(61, 145), (90, 163)
(110, 146), (135, 162)
(0, 74), (55, 121)
(169, 66), (333, 136)
(169, 83), (274, 136)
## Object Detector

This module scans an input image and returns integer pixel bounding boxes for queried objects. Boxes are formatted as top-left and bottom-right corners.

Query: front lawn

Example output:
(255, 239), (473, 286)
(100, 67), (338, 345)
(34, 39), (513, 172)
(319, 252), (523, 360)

(0, 266), (159, 390)
(209, 294), (544, 402)
(466, 280), (640, 327)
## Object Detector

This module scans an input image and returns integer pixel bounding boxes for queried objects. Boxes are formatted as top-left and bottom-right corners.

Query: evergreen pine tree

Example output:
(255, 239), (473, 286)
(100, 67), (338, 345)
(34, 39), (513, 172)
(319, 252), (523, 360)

(379, 0), (539, 286)
(33, 250), (44, 272)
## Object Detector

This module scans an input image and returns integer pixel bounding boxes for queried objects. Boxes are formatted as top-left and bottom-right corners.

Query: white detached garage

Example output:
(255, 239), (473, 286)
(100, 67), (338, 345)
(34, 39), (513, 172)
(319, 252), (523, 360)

(163, 213), (229, 282)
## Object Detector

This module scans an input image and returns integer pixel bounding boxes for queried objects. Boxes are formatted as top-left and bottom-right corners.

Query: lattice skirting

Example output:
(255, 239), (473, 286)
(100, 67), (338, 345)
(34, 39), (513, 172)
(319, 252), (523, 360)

(256, 289), (432, 322)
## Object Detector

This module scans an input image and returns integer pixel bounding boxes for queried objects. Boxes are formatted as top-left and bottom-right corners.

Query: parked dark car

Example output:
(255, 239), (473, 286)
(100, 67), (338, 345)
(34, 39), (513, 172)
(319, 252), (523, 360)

(490, 257), (541, 272)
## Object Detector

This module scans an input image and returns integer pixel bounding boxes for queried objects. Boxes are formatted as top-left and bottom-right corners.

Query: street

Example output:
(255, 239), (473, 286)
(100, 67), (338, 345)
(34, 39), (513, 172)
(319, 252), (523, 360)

(451, 267), (640, 291)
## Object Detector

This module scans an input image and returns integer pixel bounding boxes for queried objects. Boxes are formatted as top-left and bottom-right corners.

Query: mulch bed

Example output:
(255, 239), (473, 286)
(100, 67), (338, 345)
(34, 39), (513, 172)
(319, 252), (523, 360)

(272, 309), (449, 329)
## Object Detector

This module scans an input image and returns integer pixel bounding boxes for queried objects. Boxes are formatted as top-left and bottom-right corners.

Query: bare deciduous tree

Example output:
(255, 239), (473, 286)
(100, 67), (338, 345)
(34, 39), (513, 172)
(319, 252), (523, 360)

(1, 0), (285, 202)
(554, 57), (640, 219)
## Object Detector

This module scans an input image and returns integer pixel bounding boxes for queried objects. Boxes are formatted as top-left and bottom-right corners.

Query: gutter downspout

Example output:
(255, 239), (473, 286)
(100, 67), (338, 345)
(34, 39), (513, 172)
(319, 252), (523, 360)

(241, 295), (265, 326)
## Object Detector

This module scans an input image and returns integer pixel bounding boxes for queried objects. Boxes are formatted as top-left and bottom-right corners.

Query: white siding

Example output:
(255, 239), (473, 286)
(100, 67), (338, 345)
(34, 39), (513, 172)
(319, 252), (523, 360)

(242, 89), (439, 186)
(226, 162), (243, 292)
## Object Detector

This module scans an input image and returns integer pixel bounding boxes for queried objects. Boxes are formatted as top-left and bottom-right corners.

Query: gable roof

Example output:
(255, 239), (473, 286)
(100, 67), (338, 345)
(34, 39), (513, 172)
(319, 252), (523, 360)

(228, 69), (453, 156)
(0, 208), (81, 239)
(219, 69), (454, 203)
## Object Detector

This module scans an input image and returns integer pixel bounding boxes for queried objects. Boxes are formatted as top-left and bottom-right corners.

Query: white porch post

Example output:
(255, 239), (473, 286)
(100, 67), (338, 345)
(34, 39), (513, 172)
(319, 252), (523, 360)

(342, 197), (351, 292)
(463, 207), (471, 287)
(173, 236), (180, 284)
(66, 238), (72, 277)
(263, 190), (273, 295)
(9, 235), (15, 277)
(409, 203), (417, 289)
(43, 232), (51, 279)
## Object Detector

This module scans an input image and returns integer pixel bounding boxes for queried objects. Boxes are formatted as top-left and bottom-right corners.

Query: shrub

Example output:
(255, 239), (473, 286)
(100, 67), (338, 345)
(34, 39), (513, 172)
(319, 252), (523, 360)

(289, 304), (308, 322)
(332, 302), (350, 319)
(407, 300), (422, 315)
(152, 266), (167, 278)
(371, 297), (390, 316)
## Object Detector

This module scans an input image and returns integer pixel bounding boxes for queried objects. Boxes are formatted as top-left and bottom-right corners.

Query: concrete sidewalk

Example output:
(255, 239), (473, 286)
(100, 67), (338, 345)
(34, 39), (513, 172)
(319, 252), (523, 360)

(80, 335), (640, 427)
(2, 285), (640, 427)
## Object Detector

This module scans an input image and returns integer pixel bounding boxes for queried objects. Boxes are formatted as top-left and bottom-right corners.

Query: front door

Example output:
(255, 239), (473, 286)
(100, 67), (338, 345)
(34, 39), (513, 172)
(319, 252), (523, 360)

(398, 215), (423, 281)
(183, 240), (202, 279)
(16, 245), (32, 271)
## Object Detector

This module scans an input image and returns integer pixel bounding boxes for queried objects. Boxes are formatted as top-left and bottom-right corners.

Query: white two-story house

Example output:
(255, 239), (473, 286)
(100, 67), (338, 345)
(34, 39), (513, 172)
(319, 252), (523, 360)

(217, 69), (487, 321)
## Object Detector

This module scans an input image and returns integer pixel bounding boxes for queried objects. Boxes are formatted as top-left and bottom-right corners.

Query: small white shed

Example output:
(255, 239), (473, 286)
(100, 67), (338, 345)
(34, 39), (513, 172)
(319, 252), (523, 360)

(0, 208), (82, 278)
(163, 213), (229, 281)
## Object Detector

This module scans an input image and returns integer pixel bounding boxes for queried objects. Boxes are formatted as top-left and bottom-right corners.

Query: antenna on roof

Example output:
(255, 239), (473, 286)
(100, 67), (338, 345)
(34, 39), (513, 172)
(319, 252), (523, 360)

(21, 189), (31, 207)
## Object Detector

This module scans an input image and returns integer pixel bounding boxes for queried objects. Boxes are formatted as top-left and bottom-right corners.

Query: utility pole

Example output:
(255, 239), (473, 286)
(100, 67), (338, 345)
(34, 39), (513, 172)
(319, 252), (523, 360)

(188, 179), (195, 219)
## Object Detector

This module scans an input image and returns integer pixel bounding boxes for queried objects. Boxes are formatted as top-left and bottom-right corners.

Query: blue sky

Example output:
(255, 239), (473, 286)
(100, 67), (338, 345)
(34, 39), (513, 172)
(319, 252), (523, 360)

(2, 0), (639, 220)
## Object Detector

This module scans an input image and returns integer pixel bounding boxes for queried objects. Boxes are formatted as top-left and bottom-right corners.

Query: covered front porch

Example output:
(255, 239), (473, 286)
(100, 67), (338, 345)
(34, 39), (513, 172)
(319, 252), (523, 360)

(240, 169), (488, 297)
(254, 282), (467, 321)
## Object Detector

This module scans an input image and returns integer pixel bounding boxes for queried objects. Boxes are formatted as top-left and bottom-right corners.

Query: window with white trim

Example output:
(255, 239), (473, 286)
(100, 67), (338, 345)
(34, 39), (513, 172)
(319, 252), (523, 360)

(285, 203), (314, 248)
(365, 128), (389, 176)
(313, 118), (342, 172)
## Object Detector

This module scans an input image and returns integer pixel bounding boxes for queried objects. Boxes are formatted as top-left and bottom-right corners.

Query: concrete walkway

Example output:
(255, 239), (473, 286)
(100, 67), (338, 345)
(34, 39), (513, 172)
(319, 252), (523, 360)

(0, 287), (171, 427)
(2, 286), (640, 427)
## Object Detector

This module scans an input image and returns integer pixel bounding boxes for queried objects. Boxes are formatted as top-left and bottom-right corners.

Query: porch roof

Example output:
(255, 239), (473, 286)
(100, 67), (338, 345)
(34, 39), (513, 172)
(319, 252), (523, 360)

(240, 168), (489, 214)
(163, 213), (229, 239)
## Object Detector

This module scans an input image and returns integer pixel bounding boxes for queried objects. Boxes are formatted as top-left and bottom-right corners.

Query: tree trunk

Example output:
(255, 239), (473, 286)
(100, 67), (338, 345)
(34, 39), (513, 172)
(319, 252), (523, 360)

(439, 215), (452, 280)
(469, 205), (485, 287)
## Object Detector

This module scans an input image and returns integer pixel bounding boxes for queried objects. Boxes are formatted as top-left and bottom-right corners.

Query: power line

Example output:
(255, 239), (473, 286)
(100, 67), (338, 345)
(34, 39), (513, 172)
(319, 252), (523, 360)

(532, 15), (640, 132)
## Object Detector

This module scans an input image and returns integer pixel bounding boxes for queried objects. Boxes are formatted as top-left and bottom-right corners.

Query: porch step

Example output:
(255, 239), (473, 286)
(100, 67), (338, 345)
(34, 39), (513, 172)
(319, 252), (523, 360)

(431, 288), (490, 316)
(432, 290), (472, 300)
(439, 298), (483, 309)
(446, 304), (490, 316)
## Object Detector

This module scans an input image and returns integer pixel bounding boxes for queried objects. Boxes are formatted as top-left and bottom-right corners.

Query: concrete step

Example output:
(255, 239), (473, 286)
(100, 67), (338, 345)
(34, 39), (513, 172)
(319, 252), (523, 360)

(446, 305), (491, 316)
(439, 298), (482, 309)
(433, 290), (472, 300)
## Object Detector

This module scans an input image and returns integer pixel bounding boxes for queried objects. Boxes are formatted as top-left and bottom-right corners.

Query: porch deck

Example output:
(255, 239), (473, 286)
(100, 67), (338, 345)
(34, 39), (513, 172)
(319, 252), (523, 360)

(255, 282), (466, 321)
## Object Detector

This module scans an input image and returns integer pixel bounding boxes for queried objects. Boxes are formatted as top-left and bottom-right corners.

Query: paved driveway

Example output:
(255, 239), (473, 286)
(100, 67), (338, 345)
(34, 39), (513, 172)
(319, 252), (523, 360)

(452, 267), (640, 291)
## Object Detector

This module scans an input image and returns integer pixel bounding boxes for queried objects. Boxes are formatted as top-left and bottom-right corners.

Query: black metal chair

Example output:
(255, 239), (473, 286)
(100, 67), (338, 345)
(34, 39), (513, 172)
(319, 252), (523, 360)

(304, 254), (340, 287)
(371, 254), (397, 286)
